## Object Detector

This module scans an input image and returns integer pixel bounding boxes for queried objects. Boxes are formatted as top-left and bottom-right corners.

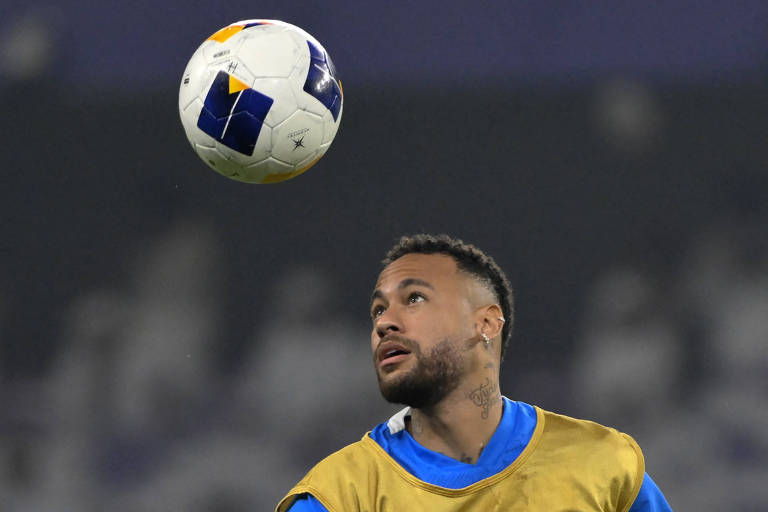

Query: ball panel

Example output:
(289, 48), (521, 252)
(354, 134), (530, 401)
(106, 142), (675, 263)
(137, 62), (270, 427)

(201, 33), (245, 66)
(180, 98), (206, 144)
(244, 157), (294, 184)
(195, 71), (274, 156)
(194, 144), (242, 178)
(251, 77), (300, 128)
(179, 48), (209, 111)
(302, 40), (342, 121)
(206, 25), (246, 44)
(270, 110), (324, 165)
(321, 110), (341, 145)
(260, 150), (325, 184)
(218, 125), (272, 168)
(238, 29), (301, 79)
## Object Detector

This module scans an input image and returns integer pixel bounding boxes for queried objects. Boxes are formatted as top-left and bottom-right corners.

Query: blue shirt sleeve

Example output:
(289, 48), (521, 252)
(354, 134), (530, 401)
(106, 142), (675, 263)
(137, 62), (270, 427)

(628, 473), (673, 511)
(285, 493), (329, 512)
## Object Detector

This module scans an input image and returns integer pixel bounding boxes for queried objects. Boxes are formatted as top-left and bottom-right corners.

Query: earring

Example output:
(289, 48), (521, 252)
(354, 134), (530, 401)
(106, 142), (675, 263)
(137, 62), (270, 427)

(481, 333), (490, 345)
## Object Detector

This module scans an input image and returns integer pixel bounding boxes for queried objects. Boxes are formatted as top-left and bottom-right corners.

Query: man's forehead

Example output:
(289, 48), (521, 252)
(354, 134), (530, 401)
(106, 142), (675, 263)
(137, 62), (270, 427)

(375, 253), (458, 288)
(374, 253), (497, 307)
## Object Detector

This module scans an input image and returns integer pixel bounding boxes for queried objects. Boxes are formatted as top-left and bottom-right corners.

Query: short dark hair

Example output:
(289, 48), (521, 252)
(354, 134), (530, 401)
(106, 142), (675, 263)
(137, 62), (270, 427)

(382, 234), (514, 360)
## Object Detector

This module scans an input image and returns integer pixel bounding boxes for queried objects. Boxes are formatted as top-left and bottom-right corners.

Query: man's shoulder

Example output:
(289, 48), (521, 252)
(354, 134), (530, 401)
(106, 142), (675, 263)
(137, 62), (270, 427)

(526, 407), (646, 511)
(277, 433), (383, 511)
(535, 407), (644, 469)
(304, 433), (379, 478)
(540, 407), (637, 438)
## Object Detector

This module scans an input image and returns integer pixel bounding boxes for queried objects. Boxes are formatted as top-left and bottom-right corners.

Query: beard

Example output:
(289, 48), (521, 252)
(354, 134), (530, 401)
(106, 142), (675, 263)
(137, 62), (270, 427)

(375, 335), (467, 409)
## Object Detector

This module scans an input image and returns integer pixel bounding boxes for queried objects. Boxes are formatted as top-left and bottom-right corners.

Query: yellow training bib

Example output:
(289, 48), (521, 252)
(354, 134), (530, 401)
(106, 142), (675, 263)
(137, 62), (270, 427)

(276, 407), (644, 512)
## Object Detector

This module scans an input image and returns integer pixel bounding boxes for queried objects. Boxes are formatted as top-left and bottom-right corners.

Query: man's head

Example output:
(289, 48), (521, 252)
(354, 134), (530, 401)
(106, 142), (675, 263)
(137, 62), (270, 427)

(370, 234), (514, 408)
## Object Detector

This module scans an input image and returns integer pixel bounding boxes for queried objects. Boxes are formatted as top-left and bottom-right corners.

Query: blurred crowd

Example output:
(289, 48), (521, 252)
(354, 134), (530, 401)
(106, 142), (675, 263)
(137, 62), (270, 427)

(1, 213), (766, 511)
(0, 218), (391, 511)
(573, 215), (768, 509)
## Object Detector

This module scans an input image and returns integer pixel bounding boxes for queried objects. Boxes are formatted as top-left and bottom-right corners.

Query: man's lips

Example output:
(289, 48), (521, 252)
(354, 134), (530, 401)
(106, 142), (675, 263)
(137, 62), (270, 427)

(376, 338), (413, 367)
(379, 352), (410, 367)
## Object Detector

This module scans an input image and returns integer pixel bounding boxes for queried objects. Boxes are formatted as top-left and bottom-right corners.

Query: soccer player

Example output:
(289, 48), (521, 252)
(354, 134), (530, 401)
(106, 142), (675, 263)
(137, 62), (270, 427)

(276, 234), (672, 511)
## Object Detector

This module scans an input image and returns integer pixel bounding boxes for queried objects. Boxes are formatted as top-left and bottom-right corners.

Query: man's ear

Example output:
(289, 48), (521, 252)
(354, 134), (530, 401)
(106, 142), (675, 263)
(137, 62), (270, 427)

(476, 303), (504, 341)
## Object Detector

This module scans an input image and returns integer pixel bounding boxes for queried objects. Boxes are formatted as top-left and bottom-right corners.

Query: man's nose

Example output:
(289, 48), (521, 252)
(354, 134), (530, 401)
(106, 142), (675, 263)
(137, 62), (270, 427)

(374, 307), (402, 339)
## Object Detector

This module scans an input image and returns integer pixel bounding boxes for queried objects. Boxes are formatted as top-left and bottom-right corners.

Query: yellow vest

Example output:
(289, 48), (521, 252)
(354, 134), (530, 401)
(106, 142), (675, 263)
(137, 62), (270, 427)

(276, 407), (645, 512)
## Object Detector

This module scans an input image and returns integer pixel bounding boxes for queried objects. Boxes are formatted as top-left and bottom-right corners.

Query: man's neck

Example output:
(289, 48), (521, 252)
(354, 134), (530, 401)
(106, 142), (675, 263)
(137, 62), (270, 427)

(406, 376), (504, 465)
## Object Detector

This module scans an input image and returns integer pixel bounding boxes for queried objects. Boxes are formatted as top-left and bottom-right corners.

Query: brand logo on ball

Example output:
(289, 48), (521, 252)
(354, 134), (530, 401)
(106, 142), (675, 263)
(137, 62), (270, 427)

(291, 136), (306, 151)
(196, 71), (274, 156)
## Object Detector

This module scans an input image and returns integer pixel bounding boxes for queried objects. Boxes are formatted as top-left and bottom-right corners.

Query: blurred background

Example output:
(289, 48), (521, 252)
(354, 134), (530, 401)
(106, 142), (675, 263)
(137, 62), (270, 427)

(1, 1), (767, 510)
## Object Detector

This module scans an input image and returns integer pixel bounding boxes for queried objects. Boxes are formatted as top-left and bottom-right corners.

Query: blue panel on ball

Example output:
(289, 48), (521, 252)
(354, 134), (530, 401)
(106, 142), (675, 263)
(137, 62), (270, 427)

(202, 71), (236, 118)
(303, 40), (342, 121)
(219, 111), (259, 156)
(196, 105), (226, 142)
(239, 87), (275, 119)
(307, 38), (325, 60)
(197, 71), (274, 156)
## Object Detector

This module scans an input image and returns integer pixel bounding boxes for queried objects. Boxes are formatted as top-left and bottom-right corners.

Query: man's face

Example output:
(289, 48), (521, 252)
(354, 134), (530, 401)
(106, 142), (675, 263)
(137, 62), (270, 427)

(369, 253), (478, 408)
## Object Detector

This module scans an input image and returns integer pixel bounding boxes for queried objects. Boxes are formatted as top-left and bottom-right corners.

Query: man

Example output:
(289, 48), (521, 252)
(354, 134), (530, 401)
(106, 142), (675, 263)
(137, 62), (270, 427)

(276, 234), (672, 511)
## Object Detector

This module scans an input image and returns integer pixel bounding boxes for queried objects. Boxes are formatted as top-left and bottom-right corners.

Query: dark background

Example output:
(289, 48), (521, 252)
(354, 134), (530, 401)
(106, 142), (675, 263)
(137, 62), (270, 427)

(1, 2), (767, 509)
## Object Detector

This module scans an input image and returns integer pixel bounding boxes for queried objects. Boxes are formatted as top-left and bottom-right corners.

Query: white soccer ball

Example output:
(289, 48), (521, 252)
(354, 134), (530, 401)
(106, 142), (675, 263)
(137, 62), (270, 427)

(179, 20), (343, 184)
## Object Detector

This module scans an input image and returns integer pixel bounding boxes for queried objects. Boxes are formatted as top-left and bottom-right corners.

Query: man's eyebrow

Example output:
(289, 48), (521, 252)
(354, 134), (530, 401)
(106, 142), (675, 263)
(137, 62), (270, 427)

(371, 278), (434, 304)
(398, 278), (434, 290)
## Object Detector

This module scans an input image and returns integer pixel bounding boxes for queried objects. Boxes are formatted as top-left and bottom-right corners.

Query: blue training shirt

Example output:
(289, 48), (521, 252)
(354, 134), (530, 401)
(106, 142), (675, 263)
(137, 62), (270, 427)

(287, 399), (672, 511)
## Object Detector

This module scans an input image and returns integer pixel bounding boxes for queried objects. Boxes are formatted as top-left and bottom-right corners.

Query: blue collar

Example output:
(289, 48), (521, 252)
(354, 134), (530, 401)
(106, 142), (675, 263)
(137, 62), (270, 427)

(369, 397), (537, 489)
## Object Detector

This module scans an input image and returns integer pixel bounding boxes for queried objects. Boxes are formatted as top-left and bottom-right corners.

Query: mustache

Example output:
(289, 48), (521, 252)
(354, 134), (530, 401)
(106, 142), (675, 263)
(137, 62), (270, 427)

(376, 333), (419, 353)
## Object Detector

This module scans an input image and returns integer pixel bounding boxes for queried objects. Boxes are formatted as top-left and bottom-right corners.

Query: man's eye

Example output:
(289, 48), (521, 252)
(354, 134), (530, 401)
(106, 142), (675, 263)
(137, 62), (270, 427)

(408, 293), (425, 304)
(371, 306), (385, 318)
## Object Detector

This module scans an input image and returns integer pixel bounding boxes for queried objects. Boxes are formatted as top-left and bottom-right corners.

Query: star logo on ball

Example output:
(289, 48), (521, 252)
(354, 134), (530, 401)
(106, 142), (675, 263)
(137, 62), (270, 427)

(291, 135), (306, 151)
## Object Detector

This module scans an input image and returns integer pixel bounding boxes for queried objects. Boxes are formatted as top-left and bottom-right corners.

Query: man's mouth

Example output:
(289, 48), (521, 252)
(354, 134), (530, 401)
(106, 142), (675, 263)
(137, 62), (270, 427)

(377, 339), (413, 367)
(380, 349), (411, 367)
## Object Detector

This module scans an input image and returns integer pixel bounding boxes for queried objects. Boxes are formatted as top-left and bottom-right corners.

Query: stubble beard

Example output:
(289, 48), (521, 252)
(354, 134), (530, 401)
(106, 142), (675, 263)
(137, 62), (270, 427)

(375, 336), (467, 409)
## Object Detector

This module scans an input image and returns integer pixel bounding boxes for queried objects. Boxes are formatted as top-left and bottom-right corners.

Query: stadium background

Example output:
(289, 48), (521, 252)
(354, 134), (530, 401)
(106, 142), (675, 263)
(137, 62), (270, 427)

(1, 1), (767, 509)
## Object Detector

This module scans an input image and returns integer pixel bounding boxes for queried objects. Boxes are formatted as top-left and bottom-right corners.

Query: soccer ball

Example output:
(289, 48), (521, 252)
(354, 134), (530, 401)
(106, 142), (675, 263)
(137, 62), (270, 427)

(178, 20), (343, 184)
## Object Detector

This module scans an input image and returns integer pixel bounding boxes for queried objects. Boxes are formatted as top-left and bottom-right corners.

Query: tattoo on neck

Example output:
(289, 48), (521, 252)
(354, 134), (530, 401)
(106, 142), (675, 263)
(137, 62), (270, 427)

(484, 362), (494, 369)
(460, 453), (473, 464)
(468, 377), (500, 419)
